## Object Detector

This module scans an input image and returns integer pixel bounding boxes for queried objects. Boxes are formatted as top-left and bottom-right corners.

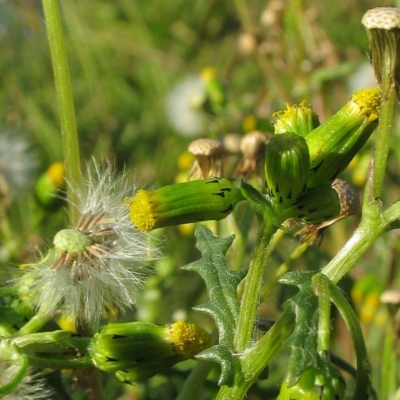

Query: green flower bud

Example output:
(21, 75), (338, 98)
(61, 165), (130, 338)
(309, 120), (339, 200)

(265, 132), (310, 205)
(277, 365), (346, 400)
(306, 87), (380, 187)
(292, 184), (341, 224)
(90, 320), (210, 382)
(129, 178), (245, 232)
(273, 101), (320, 137)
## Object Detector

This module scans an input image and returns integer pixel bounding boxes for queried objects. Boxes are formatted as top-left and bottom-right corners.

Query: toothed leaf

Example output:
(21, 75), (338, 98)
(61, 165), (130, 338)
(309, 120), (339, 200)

(195, 344), (236, 386)
(182, 225), (247, 385)
(280, 271), (319, 387)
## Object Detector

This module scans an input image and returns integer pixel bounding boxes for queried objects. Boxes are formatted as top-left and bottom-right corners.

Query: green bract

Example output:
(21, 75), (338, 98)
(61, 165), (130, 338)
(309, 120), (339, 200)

(273, 101), (320, 137)
(130, 177), (245, 232)
(305, 87), (380, 187)
(292, 184), (341, 224)
(265, 132), (310, 206)
(90, 320), (210, 382)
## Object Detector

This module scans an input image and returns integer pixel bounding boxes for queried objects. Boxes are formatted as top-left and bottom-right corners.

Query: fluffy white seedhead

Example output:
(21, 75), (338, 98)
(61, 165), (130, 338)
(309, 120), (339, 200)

(166, 76), (207, 137)
(20, 161), (160, 324)
(362, 7), (400, 30)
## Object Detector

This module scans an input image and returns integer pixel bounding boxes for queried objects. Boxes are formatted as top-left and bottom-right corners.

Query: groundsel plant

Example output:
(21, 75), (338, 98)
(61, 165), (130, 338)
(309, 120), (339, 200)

(3, 2), (400, 400)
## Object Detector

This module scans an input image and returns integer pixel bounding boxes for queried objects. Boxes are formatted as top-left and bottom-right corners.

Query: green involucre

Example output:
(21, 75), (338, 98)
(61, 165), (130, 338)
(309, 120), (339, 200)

(265, 132), (310, 206)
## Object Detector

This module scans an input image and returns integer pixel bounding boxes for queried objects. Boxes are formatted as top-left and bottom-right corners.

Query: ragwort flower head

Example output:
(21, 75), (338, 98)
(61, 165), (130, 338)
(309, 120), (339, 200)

(19, 161), (159, 325)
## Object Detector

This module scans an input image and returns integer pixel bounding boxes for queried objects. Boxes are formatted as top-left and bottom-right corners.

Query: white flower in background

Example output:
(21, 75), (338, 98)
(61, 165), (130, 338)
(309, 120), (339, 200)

(0, 132), (36, 201)
(166, 75), (208, 137)
(18, 161), (159, 325)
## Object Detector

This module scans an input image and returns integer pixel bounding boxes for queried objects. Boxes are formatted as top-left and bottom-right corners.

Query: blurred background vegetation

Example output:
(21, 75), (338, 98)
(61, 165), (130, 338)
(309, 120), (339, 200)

(2, 0), (400, 399)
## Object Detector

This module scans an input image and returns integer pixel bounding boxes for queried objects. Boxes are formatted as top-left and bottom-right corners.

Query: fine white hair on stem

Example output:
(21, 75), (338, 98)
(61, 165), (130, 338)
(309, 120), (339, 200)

(18, 159), (160, 324)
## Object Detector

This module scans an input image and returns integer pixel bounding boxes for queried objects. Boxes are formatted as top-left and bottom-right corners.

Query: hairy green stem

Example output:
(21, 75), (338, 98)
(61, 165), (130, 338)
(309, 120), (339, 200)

(233, 220), (278, 352)
(26, 355), (93, 369)
(326, 275), (371, 399)
(216, 309), (295, 400)
(369, 48), (396, 203)
(13, 330), (91, 354)
(42, 0), (81, 226)
(313, 273), (331, 353)
(16, 313), (53, 336)
(321, 215), (386, 284)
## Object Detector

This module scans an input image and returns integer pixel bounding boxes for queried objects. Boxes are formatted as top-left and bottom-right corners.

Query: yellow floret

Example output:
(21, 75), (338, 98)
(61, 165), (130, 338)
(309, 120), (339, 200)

(169, 320), (211, 357)
(129, 190), (156, 232)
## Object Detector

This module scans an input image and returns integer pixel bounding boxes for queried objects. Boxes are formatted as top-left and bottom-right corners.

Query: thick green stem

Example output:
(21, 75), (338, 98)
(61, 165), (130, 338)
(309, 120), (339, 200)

(383, 200), (400, 224)
(326, 276), (371, 399)
(313, 273), (331, 353)
(216, 309), (295, 400)
(42, 0), (81, 226)
(369, 47), (396, 203)
(16, 313), (53, 336)
(321, 216), (386, 284)
(233, 220), (278, 352)
(13, 330), (91, 354)
(26, 355), (92, 369)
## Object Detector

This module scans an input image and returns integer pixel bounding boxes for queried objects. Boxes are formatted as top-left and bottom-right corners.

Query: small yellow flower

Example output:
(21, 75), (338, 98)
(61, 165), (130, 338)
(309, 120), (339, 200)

(90, 320), (210, 383)
(130, 178), (245, 232)
(169, 320), (211, 357)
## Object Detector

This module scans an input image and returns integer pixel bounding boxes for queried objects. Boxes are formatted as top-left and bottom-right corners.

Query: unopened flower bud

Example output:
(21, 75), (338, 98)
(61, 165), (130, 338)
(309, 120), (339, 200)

(188, 138), (223, 179)
(90, 320), (210, 382)
(292, 184), (341, 224)
(306, 87), (380, 187)
(362, 7), (400, 100)
(265, 132), (310, 205)
(277, 364), (346, 400)
(273, 101), (320, 137)
(130, 177), (245, 232)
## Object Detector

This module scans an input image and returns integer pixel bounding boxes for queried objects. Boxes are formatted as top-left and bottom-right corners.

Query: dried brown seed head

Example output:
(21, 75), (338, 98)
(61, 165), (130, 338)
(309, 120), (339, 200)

(188, 138), (223, 179)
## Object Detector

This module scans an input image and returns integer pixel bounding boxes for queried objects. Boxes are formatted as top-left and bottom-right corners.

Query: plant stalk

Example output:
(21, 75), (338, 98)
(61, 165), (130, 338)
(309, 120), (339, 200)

(42, 0), (82, 226)
(233, 219), (278, 353)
